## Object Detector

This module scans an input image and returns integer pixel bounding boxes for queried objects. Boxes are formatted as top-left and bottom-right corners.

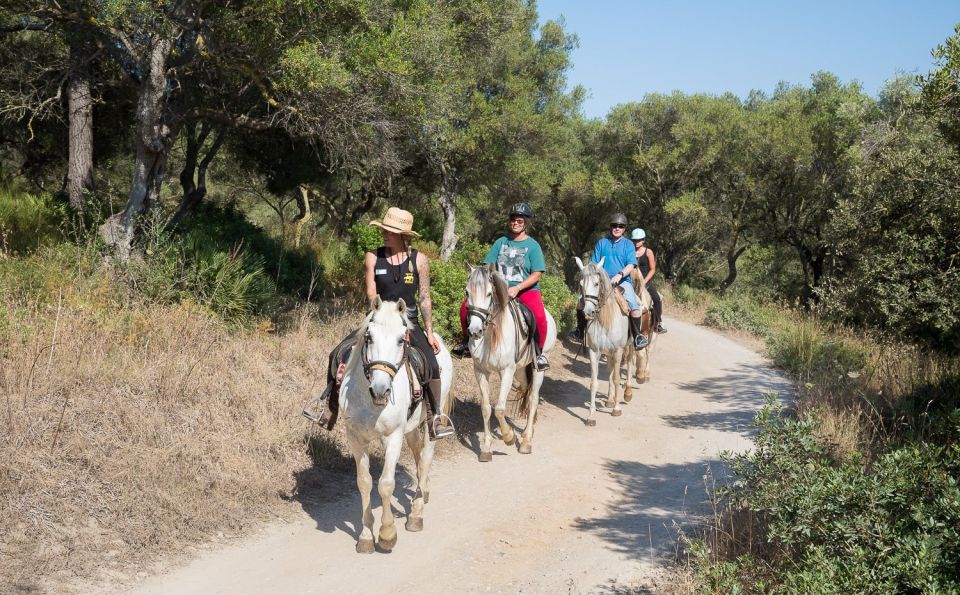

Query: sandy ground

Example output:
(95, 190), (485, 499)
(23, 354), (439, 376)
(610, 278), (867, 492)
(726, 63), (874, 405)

(122, 316), (790, 594)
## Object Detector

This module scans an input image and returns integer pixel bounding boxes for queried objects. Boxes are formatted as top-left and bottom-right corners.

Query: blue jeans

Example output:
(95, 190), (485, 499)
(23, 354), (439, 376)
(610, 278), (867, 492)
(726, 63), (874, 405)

(616, 278), (641, 312)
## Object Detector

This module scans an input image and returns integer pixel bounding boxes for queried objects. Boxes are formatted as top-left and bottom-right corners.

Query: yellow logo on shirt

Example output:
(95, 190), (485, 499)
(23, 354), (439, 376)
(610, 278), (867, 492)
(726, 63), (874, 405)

(403, 272), (415, 285)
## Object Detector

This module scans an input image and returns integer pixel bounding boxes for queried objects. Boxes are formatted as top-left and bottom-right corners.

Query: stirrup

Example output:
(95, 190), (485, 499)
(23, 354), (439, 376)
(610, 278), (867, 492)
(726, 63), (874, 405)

(656, 324), (667, 334)
(534, 354), (550, 371)
(431, 414), (455, 439)
(302, 394), (327, 424)
(634, 334), (649, 350)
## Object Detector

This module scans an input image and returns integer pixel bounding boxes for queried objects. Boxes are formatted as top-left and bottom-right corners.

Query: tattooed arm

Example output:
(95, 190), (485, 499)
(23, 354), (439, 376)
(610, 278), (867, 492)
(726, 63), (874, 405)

(417, 252), (440, 353)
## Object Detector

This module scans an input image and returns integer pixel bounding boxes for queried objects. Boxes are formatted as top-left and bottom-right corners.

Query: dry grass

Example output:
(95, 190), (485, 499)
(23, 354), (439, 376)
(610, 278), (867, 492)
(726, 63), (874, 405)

(0, 287), (368, 592)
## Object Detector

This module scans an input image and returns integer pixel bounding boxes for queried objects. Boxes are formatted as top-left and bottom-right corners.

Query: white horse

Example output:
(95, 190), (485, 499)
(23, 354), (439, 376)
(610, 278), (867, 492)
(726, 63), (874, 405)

(339, 297), (453, 553)
(629, 269), (658, 388)
(574, 257), (637, 425)
(464, 264), (557, 461)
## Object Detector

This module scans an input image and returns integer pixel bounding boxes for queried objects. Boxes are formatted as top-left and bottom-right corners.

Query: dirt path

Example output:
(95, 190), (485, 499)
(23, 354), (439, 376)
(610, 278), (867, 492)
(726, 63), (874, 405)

(125, 317), (790, 594)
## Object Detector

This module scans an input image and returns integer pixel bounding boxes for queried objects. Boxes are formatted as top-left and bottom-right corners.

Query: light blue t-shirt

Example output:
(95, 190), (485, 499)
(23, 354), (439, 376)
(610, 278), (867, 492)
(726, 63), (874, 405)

(592, 236), (637, 285)
(484, 236), (546, 289)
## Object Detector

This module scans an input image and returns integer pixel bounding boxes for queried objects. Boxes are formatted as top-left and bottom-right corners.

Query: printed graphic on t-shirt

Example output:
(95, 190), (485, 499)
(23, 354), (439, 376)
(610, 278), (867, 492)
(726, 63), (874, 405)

(497, 244), (528, 284)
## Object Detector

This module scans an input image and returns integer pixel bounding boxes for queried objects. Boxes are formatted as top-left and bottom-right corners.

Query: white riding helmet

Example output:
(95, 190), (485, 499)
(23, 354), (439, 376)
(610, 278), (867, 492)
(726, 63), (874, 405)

(630, 228), (646, 241)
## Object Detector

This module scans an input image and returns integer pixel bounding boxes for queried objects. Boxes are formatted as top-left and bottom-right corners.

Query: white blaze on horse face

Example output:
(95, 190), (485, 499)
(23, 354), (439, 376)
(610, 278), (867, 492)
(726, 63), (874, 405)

(467, 275), (493, 337)
(365, 305), (408, 406)
(581, 267), (601, 319)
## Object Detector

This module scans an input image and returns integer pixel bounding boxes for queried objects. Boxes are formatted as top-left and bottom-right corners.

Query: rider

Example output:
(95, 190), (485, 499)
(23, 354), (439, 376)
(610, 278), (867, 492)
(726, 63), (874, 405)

(452, 202), (550, 371)
(312, 207), (453, 439)
(592, 213), (648, 349)
(632, 228), (666, 334)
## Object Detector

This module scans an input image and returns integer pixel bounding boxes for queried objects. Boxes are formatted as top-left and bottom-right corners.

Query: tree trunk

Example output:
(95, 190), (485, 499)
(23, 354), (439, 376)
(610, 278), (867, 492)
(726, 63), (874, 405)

(293, 185), (312, 248)
(99, 39), (175, 259)
(438, 164), (459, 261)
(166, 123), (224, 231)
(64, 42), (94, 210)
(718, 243), (747, 295)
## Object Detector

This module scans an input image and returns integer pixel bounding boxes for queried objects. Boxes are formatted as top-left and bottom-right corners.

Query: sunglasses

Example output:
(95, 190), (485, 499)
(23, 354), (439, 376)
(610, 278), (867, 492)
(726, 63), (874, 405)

(610, 224), (626, 229)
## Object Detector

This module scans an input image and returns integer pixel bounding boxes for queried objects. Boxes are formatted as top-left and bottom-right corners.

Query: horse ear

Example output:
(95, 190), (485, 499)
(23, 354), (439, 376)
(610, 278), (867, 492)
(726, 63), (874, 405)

(463, 262), (474, 273)
(574, 256), (584, 271)
(396, 298), (406, 314)
(372, 295), (383, 310)
(486, 262), (496, 274)
(598, 256), (605, 268)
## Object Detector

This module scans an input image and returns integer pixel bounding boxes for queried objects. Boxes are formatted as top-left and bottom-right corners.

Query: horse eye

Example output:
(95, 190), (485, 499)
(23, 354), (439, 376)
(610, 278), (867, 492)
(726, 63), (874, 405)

(397, 337), (404, 346)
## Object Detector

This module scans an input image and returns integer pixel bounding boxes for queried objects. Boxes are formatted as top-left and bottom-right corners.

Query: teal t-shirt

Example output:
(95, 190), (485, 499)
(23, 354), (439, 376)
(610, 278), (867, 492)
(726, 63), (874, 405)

(483, 236), (546, 289)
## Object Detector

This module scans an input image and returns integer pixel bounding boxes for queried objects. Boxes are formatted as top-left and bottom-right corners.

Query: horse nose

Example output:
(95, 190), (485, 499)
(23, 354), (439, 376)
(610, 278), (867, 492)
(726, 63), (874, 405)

(369, 385), (391, 406)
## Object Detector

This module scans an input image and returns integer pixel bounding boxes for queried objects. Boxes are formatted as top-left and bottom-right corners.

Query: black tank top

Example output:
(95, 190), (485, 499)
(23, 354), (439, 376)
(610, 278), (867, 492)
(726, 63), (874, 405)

(637, 248), (651, 278)
(374, 247), (419, 323)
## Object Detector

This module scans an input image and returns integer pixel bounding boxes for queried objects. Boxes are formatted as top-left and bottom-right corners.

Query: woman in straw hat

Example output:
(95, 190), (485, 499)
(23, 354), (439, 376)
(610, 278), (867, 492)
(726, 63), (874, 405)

(310, 207), (454, 439)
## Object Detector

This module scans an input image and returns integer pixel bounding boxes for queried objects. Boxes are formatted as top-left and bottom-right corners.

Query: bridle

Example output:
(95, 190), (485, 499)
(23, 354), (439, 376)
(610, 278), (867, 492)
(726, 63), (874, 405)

(579, 268), (605, 321)
(465, 270), (501, 335)
(360, 327), (410, 383)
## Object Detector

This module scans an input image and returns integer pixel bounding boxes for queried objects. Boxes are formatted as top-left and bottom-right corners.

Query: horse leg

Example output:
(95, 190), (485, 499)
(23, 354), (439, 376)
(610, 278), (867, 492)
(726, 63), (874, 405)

(608, 349), (623, 417)
(494, 364), (517, 448)
(403, 428), (430, 532)
(375, 431), (404, 552)
(348, 435), (376, 554)
(624, 348), (637, 401)
(519, 370), (543, 454)
(586, 349), (600, 427)
(476, 369), (494, 462)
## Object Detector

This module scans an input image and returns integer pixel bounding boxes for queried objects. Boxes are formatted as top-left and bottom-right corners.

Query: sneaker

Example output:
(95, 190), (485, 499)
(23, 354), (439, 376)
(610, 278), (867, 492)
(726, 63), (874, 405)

(451, 343), (470, 359)
(634, 334), (649, 350)
(431, 414), (455, 440)
(656, 323), (667, 334)
(534, 354), (550, 371)
(567, 329), (582, 343)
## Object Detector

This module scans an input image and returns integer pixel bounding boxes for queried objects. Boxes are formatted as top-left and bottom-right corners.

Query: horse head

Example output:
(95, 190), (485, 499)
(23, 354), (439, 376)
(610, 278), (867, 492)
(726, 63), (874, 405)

(575, 256), (606, 321)
(465, 264), (508, 338)
(361, 296), (411, 406)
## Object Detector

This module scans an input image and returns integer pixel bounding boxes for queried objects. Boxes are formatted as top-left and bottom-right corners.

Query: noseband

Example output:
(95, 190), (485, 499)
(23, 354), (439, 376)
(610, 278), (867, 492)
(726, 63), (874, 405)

(466, 272), (499, 333)
(579, 271), (604, 321)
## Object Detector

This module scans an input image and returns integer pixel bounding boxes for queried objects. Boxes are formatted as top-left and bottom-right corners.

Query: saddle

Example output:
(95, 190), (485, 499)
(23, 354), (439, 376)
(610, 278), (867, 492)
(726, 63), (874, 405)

(507, 300), (539, 364)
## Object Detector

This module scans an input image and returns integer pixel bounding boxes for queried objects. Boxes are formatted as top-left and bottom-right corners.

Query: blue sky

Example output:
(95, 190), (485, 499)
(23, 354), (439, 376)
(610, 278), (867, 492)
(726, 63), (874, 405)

(536, 0), (959, 119)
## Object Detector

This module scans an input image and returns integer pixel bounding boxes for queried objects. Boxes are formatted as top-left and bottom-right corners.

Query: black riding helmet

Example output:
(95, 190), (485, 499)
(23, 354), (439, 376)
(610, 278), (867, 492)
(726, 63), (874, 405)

(509, 202), (534, 219)
(610, 212), (628, 226)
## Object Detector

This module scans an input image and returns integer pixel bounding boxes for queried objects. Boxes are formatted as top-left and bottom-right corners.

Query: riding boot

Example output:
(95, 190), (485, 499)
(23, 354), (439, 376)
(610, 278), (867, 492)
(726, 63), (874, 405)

(532, 328), (549, 371)
(451, 335), (471, 359)
(629, 316), (648, 350)
(425, 378), (454, 440)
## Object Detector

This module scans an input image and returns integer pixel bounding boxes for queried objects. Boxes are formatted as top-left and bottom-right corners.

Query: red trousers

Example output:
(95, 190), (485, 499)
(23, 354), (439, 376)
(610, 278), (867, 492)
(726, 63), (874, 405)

(460, 289), (547, 349)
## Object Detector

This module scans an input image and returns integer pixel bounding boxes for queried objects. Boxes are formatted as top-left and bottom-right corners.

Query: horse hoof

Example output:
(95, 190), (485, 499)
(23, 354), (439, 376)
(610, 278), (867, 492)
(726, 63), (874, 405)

(585, 418), (597, 427)
(423, 491), (430, 504)
(503, 433), (515, 446)
(478, 451), (493, 463)
(376, 534), (397, 553)
(518, 442), (532, 454)
(623, 393), (633, 402)
(356, 538), (375, 554)
(611, 409), (623, 417)
(405, 516), (424, 532)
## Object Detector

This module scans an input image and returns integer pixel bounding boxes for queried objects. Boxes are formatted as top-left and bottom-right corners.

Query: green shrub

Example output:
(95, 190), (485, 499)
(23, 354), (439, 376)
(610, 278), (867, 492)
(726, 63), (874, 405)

(672, 283), (708, 306)
(428, 259), (468, 341)
(0, 190), (67, 254)
(704, 297), (770, 336)
(766, 321), (868, 380)
(694, 398), (960, 593)
(539, 274), (577, 335)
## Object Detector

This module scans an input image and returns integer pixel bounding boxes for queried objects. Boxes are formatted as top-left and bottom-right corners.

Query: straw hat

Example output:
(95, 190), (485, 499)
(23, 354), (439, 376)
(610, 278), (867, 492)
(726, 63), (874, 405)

(369, 207), (420, 237)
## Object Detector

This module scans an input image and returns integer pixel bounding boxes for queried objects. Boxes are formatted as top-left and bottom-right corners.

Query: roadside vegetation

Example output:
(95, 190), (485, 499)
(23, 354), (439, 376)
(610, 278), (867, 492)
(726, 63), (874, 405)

(1, 1), (959, 592)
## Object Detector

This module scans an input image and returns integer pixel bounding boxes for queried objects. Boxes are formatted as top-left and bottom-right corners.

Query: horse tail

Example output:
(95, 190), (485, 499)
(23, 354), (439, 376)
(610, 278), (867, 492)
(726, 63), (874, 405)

(511, 364), (535, 418)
